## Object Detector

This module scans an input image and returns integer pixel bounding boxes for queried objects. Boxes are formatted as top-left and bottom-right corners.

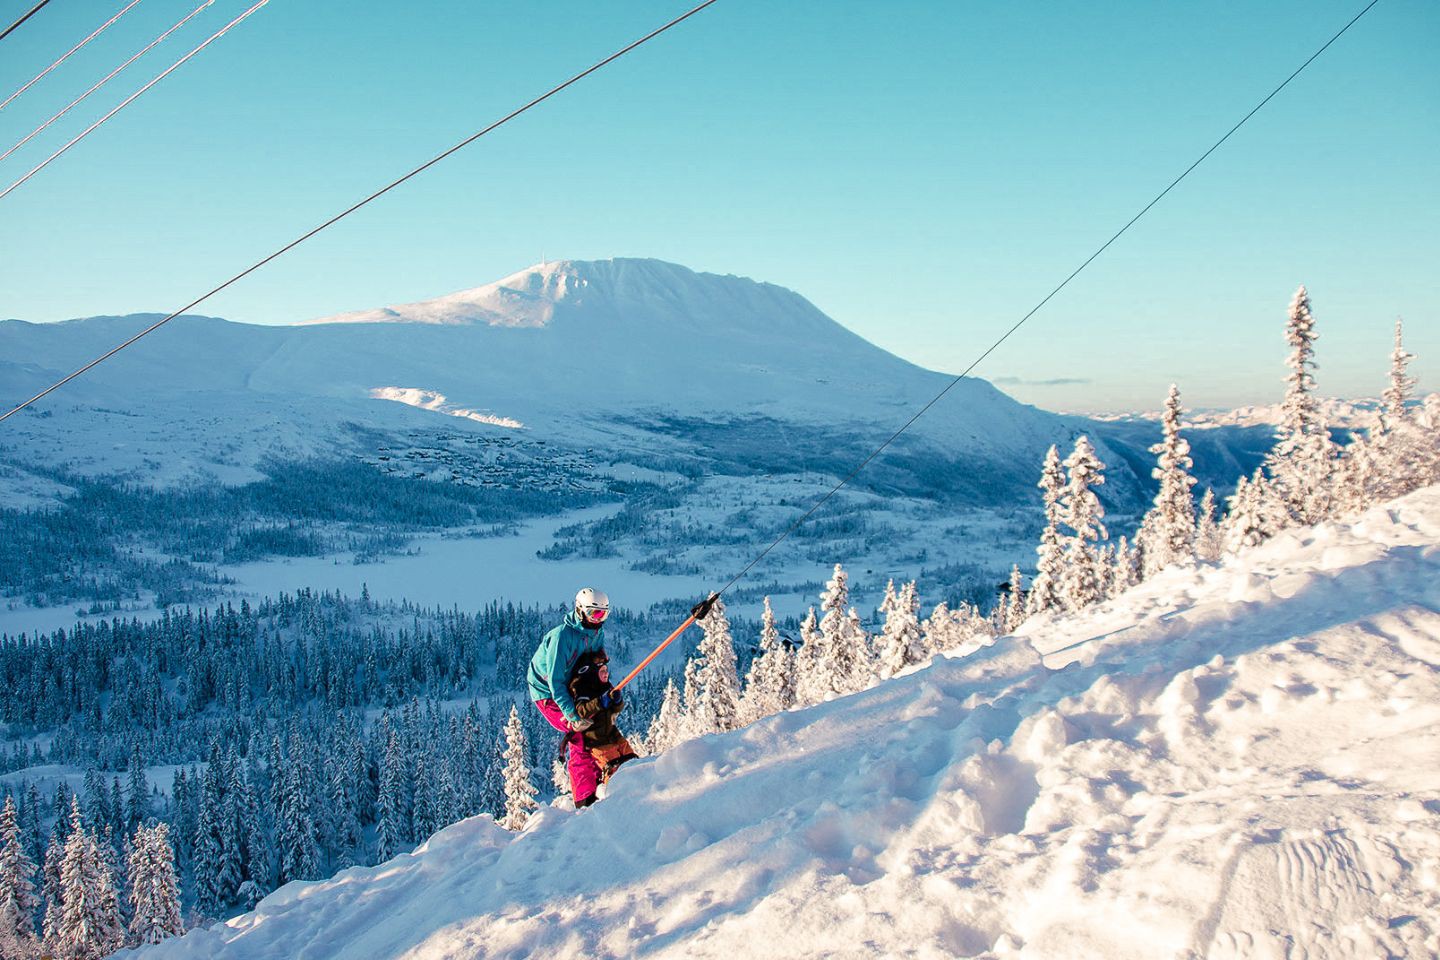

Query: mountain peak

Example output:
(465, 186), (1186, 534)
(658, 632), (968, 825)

(303, 258), (786, 329)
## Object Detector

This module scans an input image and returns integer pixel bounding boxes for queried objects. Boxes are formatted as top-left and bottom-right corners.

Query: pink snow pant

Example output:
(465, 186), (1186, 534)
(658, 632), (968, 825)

(534, 698), (601, 804)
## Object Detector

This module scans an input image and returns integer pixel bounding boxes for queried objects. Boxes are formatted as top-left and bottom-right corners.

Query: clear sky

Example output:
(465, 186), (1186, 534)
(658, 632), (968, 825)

(1, 0), (1435, 413)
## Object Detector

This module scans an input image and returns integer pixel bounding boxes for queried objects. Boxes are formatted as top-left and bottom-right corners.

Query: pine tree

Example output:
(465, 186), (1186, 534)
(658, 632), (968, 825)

(688, 598), (742, 736)
(275, 746), (320, 885)
(127, 823), (183, 946)
(1026, 445), (1068, 617)
(1137, 384), (1197, 576)
(124, 748), (149, 833)
(1380, 317), (1417, 435)
(1111, 536), (1140, 595)
(1369, 317), (1428, 500)
(56, 798), (123, 960)
(0, 795), (40, 955)
(646, 679), (685, 754)
(790, 608), (825, 707)
(1002, 566), (1027, 632)
(1194, 488), (1223, 562)
(1059, 436), (1109, 611)
(500, 706), (537, 831)
(1222, 469), (1285, 554)
(738, 597), (796, 725)
(376, 729), (406, 861)
(1266, 285), (1337, 524)
(921, 601), (954, 655)
(191, 757), (224, 918)
(815, 565), (870, 696)
(39, 830), (63, 944)
(877, 581), (925, 676)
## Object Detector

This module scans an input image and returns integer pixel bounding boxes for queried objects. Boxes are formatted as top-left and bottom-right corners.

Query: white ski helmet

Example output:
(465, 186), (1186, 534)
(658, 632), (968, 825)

(574, 587), (610, 624)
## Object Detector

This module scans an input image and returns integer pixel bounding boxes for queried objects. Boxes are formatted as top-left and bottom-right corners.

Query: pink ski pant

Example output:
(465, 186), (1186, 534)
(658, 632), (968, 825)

(533, 698), (601, 804)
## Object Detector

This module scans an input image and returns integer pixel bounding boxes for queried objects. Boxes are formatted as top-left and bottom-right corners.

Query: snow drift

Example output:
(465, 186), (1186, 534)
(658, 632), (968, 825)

(134, 487), (1440, 959)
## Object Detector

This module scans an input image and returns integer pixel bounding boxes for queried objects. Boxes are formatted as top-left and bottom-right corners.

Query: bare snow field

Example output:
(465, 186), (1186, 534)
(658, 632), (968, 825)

(130, 486), (1440, 960)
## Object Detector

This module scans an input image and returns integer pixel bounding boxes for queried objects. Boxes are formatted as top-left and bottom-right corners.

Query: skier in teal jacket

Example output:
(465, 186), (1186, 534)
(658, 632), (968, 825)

(529, 587), (611, 805)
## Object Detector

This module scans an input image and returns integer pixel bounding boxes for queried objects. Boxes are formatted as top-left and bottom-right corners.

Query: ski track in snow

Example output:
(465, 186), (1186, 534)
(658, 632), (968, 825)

(132, 489), (1440, 960)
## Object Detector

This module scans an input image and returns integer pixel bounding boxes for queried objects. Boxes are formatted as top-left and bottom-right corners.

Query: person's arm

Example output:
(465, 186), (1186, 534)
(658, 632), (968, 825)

(546, 631), (581, 722)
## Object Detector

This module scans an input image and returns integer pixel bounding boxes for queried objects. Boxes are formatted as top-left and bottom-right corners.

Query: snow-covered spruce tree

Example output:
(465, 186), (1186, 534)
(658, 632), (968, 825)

(376, 728), (407, 861)
(124, 749), (148, 834)
(236, 764), (271, 907)
(678, 657), (705, 740)
(127, 823), (182, 946)
(877, 580), (925, 676)
(645, 679), (685, 754)
(410, 751), (439, 845)
(1111, 536), (1140, 596)
(1265, 285), (1337, 525)
(998, 566), (1027, 633)
(1059, 436), (1109, 611)
(551, 760), (570, 802)
(40, 830), (62, 944)
(688, 597), (742, 736)
(1137, 384), (1197, 576)
(274, 739), (320, 885)
(1222, 469), (1285, 554)
(814, 564), (872, 697)
(1368, 318), (1429, 501)
(0, 795), (40, 956)
(56, 798), (123, 960)
(1194, 489), (1223, 563)
(1026, 445), (1068, 617)
(739, 598), (796, 725)
(190, 753), (224, 919)
(500, 705), (538, 831)
(791, 608), (825, 707)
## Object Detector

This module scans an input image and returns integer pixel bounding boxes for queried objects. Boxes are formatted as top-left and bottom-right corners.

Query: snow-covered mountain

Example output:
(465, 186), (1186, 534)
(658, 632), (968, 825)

(0, 259), (1103, 494)
(133, 485), (1440, 960)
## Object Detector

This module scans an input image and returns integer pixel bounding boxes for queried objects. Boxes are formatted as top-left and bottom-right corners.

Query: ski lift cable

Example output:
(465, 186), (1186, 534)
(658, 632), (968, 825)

(0, 0), (56, 44)
(0, 0), (722, 425)
(0, 0), (217, 166)
(615, 0), (1382, 692)
(0, 0), (269, 203)
(0, 0), (142, 113)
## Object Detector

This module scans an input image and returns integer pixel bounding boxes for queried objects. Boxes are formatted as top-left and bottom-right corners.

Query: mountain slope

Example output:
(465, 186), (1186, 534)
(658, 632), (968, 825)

(0, 259), (1130, 495)
(135, 486), (1440, 960)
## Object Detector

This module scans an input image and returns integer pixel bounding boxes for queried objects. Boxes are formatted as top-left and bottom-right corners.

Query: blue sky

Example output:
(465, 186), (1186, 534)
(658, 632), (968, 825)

(1, 0), (1435, 412)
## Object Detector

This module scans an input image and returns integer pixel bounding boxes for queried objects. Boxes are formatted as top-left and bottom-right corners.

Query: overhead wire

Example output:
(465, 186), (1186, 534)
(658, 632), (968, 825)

(0, 0), (216, 166)
(0, 0), (721, 424)
(0, 0), (56, 43)
(0, 0), (267, 202)
(0, 0), (142, 113)
(703, 0), (1383, 605)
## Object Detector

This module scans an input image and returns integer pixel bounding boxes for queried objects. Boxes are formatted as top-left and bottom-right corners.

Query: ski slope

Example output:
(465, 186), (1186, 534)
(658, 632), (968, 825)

(133, 488), (1440, 960)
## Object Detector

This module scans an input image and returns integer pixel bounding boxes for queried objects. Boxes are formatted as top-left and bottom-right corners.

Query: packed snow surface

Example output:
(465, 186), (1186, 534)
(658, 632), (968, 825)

(134, 489), (1440, 959)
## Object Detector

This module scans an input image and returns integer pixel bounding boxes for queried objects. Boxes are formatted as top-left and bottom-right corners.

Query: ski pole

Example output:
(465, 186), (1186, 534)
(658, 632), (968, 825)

(613, 593), (717, 693)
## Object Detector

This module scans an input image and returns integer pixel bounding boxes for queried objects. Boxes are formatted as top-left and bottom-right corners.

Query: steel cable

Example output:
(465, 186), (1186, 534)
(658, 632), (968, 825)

(0, 0), (56, 43)
(0, 0), (268, 202)
(0, 0), (142, 113)
(0, 0), (216, 166)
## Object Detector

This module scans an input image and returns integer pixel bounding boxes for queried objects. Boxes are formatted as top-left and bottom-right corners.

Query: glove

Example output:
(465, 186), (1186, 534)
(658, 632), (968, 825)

(599, 689), (624, 711)
(570, 716), (593, 731)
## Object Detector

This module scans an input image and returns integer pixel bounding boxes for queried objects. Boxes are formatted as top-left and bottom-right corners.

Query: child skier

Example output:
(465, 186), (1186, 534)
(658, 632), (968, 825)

(565, 649), (637, 798)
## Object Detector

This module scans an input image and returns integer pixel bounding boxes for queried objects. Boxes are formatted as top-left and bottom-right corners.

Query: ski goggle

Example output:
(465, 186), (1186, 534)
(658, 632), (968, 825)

(582, 606), (609, 623)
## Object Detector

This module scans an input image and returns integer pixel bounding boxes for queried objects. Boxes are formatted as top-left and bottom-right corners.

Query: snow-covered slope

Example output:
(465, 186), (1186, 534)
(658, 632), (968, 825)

(136, 487), (1440, 960)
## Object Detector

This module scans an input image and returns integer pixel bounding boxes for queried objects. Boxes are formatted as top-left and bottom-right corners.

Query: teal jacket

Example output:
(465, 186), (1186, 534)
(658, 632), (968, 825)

(527, 611), (605, 723)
